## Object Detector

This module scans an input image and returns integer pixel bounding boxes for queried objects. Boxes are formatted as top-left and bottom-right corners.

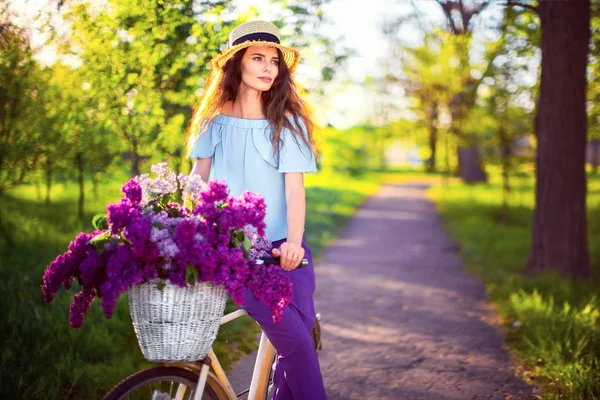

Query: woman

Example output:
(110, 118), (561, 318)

(186, 20), (327, 400)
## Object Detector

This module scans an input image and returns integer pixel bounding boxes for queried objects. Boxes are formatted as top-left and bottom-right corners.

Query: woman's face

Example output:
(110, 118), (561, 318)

(239, 45), (280, 92)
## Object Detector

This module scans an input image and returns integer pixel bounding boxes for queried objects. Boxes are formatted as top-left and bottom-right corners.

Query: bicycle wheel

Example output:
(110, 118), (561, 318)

(102, 366), (220, 400)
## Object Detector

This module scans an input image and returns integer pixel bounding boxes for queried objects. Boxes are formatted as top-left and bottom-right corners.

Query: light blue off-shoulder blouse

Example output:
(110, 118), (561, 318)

(187, 113), (317, 242)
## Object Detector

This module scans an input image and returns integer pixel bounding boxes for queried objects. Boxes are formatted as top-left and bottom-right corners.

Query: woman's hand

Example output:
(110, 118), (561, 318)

(272, 241), (305, 271)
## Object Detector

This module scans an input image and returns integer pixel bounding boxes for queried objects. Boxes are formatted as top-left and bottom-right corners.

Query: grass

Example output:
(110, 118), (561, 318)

(0, 166), (425, 399)
(428, 165), (600, 399)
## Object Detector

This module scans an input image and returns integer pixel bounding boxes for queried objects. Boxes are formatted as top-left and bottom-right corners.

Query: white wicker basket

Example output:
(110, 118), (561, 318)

(128, 280), (228, 362)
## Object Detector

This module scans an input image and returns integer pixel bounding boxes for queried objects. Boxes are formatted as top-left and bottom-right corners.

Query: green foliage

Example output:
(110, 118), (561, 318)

(57, 0), (232, 177)
(268, 0), (351, 96)
(318, 125), (383, 175)
(0, 17), (47, 194)
(588, 2), (600, 143)
(507, 289), (600, 399)
(429, 168), (600, 399)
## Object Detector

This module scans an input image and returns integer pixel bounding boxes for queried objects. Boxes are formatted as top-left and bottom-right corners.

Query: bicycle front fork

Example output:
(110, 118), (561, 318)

(192, 357), (212, 400)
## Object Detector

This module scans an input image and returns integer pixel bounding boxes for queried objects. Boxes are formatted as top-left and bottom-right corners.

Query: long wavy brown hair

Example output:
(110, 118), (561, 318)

(185, 47), (318, 161)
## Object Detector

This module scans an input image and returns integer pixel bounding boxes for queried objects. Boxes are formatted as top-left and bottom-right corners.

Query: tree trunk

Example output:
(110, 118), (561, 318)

(45, 156), (52, 205)
(499, 122), (511, 226)
(91, 171), (98, 197)
(75, 152), (85, 221)
(457, 146), (487, 183)
(0, 193), (15, 246)
(449, 95), (487, 183)
(131, 138), (140, 177)
(443, 130), (451, 185)
(527, 0), (590, 279)
(426, 102), (439, 173)
(379, 133), (387, 171)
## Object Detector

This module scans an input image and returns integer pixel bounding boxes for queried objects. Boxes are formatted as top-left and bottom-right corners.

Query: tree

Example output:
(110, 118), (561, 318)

(0, 9), (44, 197)
(55, 0), (232, 177)
(481, 4), (536, 224)
(432, 0), (496, 183)
(398, 30), (458, 173)
(511, 0), (591, 278)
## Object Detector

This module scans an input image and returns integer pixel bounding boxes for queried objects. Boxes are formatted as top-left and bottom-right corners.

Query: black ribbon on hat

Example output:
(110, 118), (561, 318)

(232, 32), (280, 46)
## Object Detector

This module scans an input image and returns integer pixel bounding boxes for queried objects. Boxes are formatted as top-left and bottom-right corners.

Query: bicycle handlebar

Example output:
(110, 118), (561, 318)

(256, 255), (309, 268)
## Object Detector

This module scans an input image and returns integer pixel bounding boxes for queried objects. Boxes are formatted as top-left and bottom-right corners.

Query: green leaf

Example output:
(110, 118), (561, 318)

(156, 281), (166, 291)
(243, 234), (252, 252)
(152, 222), (164, 229)
(143, 207), (154, 216)
(92, 214), (109, 230)
(87, 231), (113, 255)
(88, 230), (111, 245)
(174, 188), (183, 204)
(185, 264), (198, 286)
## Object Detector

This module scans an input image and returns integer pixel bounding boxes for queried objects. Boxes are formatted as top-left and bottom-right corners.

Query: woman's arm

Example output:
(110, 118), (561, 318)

(284, 172), (306, 245)
(190, 157), (212, 182)
(272, 172), (306, 270)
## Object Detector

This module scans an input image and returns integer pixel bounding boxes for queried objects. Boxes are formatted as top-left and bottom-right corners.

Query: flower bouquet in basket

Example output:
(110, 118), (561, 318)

(40, 162), (292, 361)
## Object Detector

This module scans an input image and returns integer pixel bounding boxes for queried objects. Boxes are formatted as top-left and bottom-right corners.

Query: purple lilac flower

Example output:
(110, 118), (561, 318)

(122, 178), (142, 206)
(107, 198), (136, 234)
(201, 180), (229, 204)
(244, 227), (272, 261)
(155, 237), (179, 259)
(79, 251), (104, 287)
(69, 288), (95, 328)
(123, 214), (152, 247)
(41, 231), (98, 302)
(247, 262), (293, 324)
(41, 253), (68, 303)
(41, 162), (292, 328)
(100, 244), (142, 318)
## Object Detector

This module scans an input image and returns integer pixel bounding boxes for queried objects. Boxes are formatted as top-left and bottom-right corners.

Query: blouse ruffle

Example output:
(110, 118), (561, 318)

(187, 114), (317, 174)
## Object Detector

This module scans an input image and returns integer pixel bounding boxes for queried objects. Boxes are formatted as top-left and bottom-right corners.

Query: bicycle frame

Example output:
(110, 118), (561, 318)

(170, 308), (275, 400)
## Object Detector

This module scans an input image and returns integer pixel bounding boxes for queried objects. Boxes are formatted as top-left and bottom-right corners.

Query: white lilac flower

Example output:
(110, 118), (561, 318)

(179, 172), (207, 207)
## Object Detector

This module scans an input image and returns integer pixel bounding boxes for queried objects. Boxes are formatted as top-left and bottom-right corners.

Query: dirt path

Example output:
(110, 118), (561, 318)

(230, 181), (538, 399)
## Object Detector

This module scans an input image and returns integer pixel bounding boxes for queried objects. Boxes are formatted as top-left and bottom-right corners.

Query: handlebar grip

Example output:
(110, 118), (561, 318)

(256, 255), (309, 268)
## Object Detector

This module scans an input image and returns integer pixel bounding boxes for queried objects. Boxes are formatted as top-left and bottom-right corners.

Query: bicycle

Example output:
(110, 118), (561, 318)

(102, 256), (322, 400)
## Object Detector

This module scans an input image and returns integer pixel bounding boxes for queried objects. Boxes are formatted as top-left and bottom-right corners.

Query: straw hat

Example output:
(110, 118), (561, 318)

(211, 20), (301, 74)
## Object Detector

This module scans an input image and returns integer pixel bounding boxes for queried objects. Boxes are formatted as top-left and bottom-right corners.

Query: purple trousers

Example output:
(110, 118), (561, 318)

(242, 236), (328, 400)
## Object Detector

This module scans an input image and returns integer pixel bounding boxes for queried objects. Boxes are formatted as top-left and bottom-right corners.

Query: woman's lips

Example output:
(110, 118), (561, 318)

(258, 77), (272, 83)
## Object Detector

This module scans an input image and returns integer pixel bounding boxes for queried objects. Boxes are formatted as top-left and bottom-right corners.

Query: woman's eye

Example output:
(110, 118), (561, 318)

(253, 56), (262, 61)
(272, 60), (279, 65)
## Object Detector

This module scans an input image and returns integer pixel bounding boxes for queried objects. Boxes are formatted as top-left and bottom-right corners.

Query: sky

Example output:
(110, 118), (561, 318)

(9, 0), (506, 129)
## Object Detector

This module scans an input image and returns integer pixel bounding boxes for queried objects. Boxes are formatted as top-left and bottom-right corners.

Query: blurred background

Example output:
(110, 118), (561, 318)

(1, 0), (599, 399)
